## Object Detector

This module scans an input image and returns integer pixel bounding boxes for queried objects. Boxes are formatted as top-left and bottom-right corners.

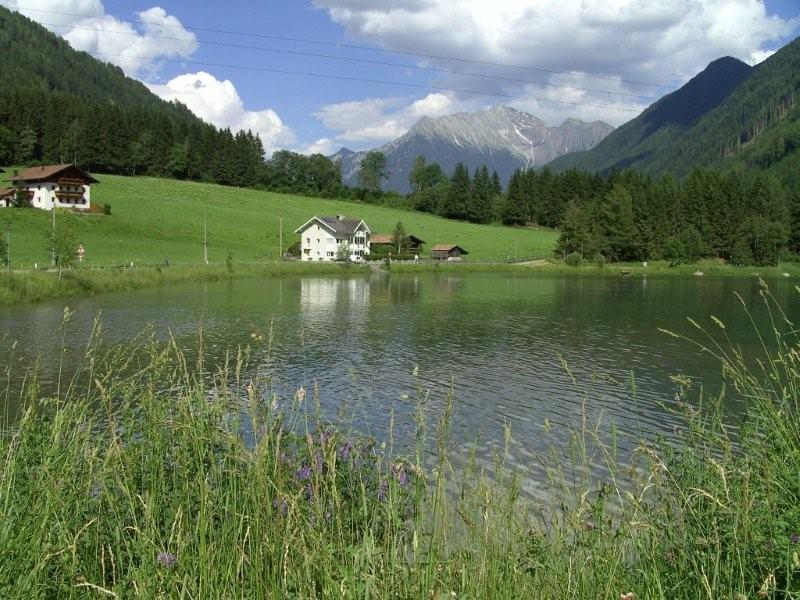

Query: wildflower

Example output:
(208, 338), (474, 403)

(295, 465), (312, 481)
(792, 533), (799, 545)
(89, 483), (102, 499)
(378, 479), (389, 502)
(619, 593), (636, 600)
(672, 425), (683, 437)
(295, 386), (306, 404)
(338, 441), (354, 460)
(157, 551), (177, 569)
(305, 483), (314, 501)
(664, 551), (675, 565)
(391, 463), (409, 487)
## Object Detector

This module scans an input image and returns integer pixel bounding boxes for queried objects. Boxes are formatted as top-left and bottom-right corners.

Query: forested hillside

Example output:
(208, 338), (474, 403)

(548, 37), (800, 186)
(547, 57), (752, 174)
(0, 6), (265, 187)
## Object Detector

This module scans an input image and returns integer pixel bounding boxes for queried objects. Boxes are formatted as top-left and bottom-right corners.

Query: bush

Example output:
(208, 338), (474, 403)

(565, 251), (583, 267)
(103, 203), (112, 215)
(594, 254), (606, 268)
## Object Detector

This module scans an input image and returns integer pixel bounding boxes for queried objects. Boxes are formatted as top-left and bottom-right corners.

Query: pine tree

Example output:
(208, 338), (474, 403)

(444, 163), (470, 220)
(467, 165), (493, 224)
(491, 171), (502, 196)
(599, 184), (640, 261)
(501, 170), (528, 226)
(556, 199), (593, 258)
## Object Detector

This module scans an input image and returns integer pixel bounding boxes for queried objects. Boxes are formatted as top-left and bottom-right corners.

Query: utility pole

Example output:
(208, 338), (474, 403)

(279, 216), (283, 261)
(51, 208), (56, 266)
(203, 211), (209, 265)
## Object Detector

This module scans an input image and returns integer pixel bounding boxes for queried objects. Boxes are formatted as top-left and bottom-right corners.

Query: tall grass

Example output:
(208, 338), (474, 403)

(0, 283), (798, 598)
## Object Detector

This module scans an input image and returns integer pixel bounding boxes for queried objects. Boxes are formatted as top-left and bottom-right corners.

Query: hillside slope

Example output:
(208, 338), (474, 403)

(0, 6), (263, 186)
(549, 36), (800, 184)
(336, 106), (613, 193)
(547, 57), (753, 174)
(0, 173), (558, 265)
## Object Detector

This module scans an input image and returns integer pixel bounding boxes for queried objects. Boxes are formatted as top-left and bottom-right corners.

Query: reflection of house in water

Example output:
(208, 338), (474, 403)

(299, 278), (371, 321)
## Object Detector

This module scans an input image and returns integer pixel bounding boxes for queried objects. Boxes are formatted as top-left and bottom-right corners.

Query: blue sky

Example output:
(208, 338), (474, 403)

(3, 0), (799, 154)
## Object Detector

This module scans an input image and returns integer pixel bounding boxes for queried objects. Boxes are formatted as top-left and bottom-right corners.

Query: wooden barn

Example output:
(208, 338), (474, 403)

(430, 244), (469, 260)
(370, 233), (426, 254)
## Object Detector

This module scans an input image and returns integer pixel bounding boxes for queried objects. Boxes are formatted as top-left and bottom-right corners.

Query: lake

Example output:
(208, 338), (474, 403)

(1, 272), (795, 491)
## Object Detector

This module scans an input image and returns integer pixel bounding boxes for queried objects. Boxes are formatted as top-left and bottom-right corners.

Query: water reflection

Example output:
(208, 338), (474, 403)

(1, 273), (795, 494)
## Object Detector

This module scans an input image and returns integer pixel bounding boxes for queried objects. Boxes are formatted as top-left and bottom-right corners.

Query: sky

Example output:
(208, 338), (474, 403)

(1, 0), (798, 156)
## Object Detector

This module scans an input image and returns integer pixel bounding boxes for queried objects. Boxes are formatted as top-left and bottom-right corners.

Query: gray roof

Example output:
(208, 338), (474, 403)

(319, 216), (365, 236)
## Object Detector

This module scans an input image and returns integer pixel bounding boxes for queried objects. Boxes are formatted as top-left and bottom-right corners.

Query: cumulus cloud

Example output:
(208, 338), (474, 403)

(314, 0), (799, 125)
(303, 138), (336, 156)
(0, 0), (197, 75)
(150, 72), (295, 156)
(314, 92), (463, 145)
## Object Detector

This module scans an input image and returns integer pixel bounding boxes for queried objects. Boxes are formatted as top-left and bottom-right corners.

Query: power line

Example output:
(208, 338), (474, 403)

(14, 4), (673, 89)
(86, 50), (646, 113)
(38, 20), (660, 101)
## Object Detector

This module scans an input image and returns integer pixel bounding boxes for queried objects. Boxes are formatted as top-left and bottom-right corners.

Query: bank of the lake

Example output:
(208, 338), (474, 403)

(0, 262), (366, 306)
(1, 285), (798, 598)
(3, 257), (800, 307)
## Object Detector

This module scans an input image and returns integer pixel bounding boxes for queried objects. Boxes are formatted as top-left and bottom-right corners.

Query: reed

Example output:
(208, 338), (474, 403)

(0, 283), (798, 598)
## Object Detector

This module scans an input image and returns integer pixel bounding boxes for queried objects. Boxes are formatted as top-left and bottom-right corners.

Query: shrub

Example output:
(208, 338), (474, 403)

(594, 254), (606, 268)
(103, 203), (112, 215)
(565, 251), (583, 267)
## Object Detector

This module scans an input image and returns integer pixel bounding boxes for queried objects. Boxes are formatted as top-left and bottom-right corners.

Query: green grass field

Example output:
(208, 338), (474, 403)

(0, 171), (558, 267)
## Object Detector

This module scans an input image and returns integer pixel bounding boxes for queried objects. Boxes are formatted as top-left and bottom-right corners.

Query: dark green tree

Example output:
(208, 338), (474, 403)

(556, 199), (593, 258)
(501, 170), (528, 226)
(467, 165), (493, 224)
(599, 184), (640, 261)
(443, 163), (470, 220)
(358, 151), (387, 192)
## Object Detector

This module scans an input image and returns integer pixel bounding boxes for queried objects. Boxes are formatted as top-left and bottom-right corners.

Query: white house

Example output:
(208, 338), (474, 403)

(0, 187), (13, 208)
(3, 164), (98, 211)
(295, 215), (371, 262)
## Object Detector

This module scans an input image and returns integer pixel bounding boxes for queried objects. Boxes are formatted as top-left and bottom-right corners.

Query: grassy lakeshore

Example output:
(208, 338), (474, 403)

(0, 262), (365, 306)
(0, 170), (558, 265)
(0, 286), (798, 598)
(386, 257), (800, 277)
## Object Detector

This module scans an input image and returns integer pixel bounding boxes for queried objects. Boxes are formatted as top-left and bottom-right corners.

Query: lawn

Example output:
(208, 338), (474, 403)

(0, 172), (559, 267)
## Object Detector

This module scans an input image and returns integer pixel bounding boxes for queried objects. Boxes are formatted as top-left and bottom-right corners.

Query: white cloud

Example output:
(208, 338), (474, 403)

(0, 0), (198, 75)
(303, 138), (336, 156)
(314, 92), (462, 145)
(314, 0), (799, 125)
(150, 72), (296, 156)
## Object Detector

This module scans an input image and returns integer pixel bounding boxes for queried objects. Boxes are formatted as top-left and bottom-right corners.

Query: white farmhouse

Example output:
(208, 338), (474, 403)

(3, 164), (98, 211)
(295, 215), (371, 262)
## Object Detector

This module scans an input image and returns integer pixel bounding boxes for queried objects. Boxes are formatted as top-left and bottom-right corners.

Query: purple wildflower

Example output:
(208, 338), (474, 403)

(338, 440), (354, 460)
(305, 483), (314, 502)
(318, 429), (333, 446)
(295, 465), (312, 481)
(791, 533), (799, 545)
(378, 479), (389, 502)
(157, 551), (177, 569)
(391, 464), (409, 487)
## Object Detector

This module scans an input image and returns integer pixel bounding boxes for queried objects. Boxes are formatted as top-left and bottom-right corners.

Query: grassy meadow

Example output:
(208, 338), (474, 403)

(0, 284), (798, 597)
(0, 171), (559, 266)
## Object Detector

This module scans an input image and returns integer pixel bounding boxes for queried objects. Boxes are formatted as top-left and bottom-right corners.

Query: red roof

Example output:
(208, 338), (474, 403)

(9, 164), (99, 184)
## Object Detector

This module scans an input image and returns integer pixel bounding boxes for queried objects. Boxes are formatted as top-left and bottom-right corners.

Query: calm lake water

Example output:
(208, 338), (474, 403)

(1, 273), (796, 490)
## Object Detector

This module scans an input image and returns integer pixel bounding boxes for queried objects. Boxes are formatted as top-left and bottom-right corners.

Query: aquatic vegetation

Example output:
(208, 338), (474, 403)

(0, 284), (798, 597)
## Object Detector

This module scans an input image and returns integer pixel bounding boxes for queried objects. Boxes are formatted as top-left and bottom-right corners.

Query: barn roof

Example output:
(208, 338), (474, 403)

(431, 244), (469, 254)
(9, 164), (99, 184)
(371, 234), (426, 245)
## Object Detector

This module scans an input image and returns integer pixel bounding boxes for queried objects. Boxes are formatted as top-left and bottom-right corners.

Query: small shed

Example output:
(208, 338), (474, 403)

(431, 244), (469, 260)
(0, 187), (15, 208)
(371, 233), (426, 254)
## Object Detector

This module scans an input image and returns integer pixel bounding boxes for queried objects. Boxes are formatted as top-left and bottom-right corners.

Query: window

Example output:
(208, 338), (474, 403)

(326, 251), (335, 257)
(306, 238), (311, 244)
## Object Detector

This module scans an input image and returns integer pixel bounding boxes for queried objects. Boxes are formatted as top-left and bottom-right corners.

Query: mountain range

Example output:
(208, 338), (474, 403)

(332, 107), (614, 193)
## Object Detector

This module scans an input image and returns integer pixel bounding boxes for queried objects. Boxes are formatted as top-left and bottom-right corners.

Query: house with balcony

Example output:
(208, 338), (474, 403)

(295, 215), (371, 262)
(4, 164), (98, 211)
